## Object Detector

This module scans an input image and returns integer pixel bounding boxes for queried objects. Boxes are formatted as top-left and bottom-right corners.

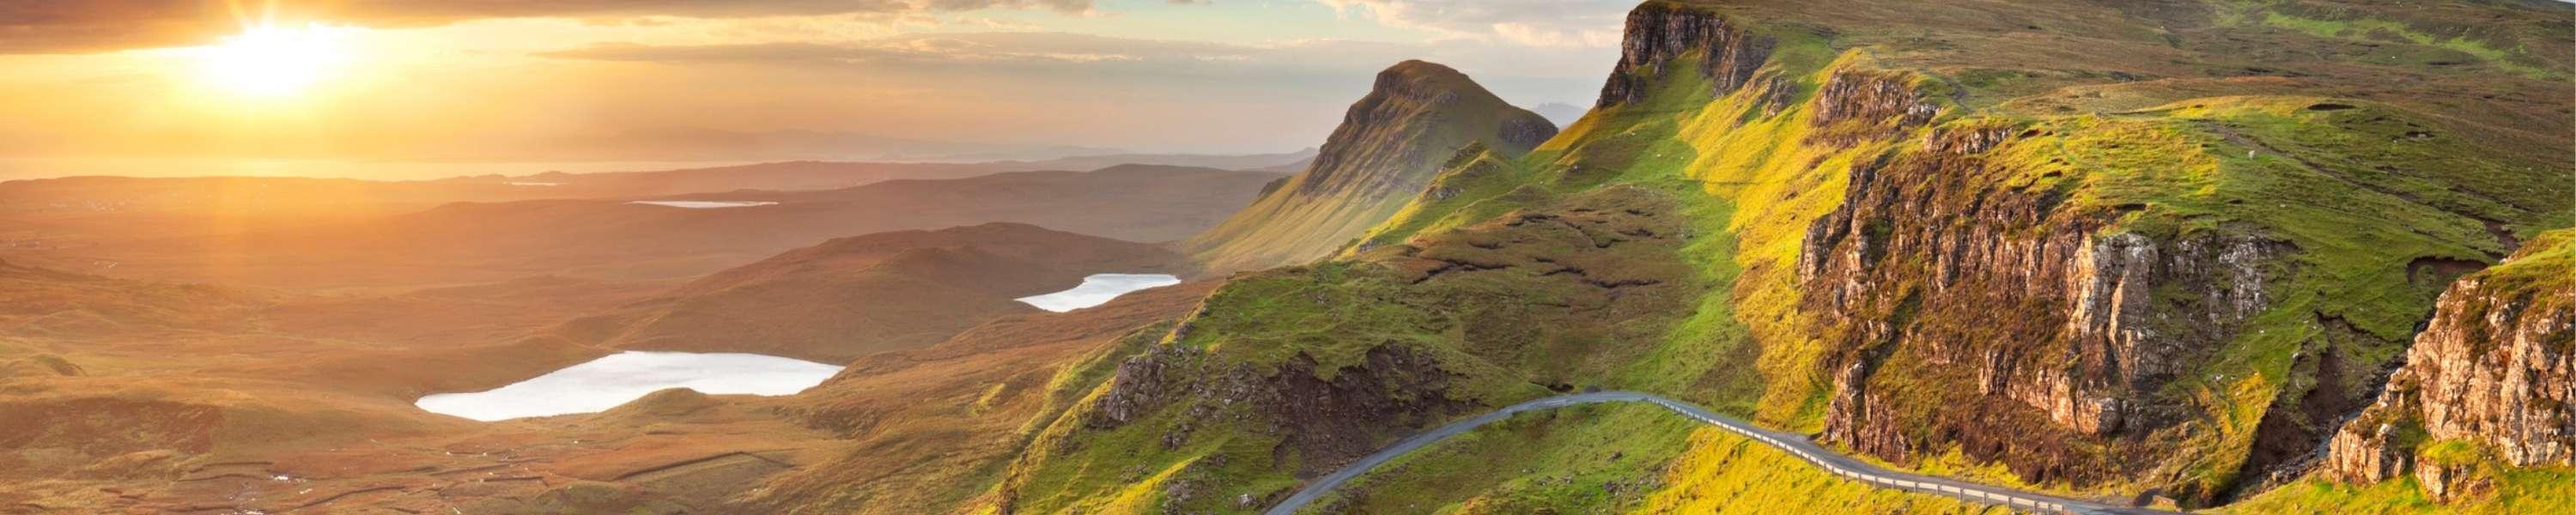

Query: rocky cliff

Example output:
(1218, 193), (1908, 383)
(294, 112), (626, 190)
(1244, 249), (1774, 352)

(1182, 61), (1558, 273)
(1597, 1), (1771, 107)
(1790, 87), (2567, 504)
(2324, 230), (2573, 502)
(1802, 120), (2315, 489)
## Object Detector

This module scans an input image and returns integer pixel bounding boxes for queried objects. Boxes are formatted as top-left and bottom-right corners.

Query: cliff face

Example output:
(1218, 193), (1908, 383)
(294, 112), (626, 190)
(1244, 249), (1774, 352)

(1801, 118), (2298, 486)
(1786, 67), (2562, 504)
(1597, 2), (1772, 107)
(1807, 70), (1941, 147)
(2324, 230), (2573, 501)
(1182, 61), (1558, 273)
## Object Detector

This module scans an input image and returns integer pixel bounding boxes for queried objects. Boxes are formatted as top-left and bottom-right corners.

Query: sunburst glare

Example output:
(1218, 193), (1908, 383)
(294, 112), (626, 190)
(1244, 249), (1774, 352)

(194, 22), (355, 97)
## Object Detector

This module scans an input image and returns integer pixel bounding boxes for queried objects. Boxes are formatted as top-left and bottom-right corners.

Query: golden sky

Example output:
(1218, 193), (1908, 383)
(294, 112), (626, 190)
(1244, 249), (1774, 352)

(0, 1), (1633, 173)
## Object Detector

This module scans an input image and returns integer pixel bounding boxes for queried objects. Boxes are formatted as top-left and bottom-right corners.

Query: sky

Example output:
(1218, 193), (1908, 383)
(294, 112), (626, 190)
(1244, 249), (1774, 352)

(0, 0), (1637, 173)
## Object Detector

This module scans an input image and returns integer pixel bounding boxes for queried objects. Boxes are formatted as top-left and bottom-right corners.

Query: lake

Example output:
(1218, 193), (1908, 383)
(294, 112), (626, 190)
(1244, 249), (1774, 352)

(1016, 273), (1182, 312)
(415, 351), (842, 421)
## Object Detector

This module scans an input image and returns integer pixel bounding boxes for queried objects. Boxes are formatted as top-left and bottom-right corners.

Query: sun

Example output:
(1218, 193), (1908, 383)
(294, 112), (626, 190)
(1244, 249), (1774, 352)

(196, 23), (354, 97)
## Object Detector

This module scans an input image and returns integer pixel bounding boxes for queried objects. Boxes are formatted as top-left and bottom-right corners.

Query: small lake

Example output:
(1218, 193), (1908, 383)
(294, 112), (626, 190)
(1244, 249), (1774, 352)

(415, 351), (842, 421)
(1016, 273), (1182, 312)
(627, 200), (779, 209)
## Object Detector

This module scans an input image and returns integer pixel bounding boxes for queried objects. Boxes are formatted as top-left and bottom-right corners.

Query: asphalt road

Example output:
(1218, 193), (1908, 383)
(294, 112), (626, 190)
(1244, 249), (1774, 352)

(1264, 391), (2178, 515)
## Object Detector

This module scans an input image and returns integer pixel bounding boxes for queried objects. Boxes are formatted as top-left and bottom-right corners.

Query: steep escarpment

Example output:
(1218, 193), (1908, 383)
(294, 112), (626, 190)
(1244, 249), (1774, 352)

(1805, 120), (2297, 486)
(1797, 89), (2567, 505)
(1598, 1), (1773, 107)
(556, 223), (1185, 363)
(2321, 230), (2573, 502)
(1182, 61), (1558, 273)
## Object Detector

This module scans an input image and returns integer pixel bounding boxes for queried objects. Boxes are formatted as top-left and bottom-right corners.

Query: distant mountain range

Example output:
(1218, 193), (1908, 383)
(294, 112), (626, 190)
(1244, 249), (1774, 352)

(555, 223), (1186, 363)
(512, 127), (1121, 163)
(3, 164), (1279, 289)
(0, 150), (1306, 221)
(1527, 102), (1589, 127)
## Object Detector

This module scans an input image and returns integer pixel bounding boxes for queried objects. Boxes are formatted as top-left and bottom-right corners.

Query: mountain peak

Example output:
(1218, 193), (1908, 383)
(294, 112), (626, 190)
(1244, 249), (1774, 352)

(1370, 60), (1488, 102)
(1182, 59), (1559, 272)
(1379, 59), (1465, 81)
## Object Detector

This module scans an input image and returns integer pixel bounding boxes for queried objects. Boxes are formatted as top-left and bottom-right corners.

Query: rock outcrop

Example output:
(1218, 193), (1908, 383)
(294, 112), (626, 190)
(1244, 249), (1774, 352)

(1807, 70), (1941, 147)
(1030, 338), (1476, 497)
(1182, 60), (1558, 273)
(2323, 230), (2574, 500)
(1801, 113), (2313, 488)
(1598, 2), (1774, 107)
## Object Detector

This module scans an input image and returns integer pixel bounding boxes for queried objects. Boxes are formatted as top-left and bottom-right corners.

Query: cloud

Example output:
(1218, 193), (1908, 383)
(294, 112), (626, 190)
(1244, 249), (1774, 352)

(0, 0), (1096, 53)
(1318, 0), (1629, 48)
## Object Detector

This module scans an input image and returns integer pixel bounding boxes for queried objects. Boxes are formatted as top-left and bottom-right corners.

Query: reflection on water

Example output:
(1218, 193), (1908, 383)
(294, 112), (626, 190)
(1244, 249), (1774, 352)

(416, 351), (841, 421)
(1016, 273), (1182, 312)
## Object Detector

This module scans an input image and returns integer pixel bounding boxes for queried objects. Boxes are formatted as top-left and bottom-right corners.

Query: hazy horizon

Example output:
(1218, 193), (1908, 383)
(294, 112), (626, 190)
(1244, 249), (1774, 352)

(0, 0), (1631, 179)
(0, 146), (1331, 182)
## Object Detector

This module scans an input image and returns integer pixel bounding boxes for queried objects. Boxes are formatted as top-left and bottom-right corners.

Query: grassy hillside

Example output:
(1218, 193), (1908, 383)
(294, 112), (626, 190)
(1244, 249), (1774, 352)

(976, 0), (2572, 512)
(556, 223), (1188, 363)
(747, 281), (1226, 513)
(1182, 61), (1561, 273)
(1295, 403), (2012, 514)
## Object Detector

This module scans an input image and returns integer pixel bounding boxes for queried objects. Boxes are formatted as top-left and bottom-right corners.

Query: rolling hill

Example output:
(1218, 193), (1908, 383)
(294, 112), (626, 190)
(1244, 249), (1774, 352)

(555, 223), (1188, 363)
(15, 164), (1279, 289)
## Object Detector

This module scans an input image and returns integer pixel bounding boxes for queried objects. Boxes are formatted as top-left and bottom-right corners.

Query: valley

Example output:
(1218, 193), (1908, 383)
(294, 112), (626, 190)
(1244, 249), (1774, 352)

(1, 1), (2569, 514)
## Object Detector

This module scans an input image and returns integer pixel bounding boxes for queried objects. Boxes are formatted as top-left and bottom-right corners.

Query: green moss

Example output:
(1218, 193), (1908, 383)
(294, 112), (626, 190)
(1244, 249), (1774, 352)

(2480, 230), (2576, 311)
(2417, 440), (2482, 468)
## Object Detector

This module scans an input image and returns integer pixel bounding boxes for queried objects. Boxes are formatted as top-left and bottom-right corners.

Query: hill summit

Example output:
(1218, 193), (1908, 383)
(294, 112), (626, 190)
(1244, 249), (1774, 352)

(1182, 60), (1558, 272)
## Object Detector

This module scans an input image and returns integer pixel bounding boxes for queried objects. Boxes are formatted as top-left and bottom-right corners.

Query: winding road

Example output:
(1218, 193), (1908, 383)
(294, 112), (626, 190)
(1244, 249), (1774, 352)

(1264, 391), (2176, 515)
